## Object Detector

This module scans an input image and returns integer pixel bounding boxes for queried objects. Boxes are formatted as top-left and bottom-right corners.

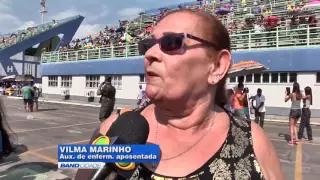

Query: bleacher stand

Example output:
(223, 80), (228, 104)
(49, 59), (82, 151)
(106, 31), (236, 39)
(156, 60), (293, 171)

(41, 0), (320, 62)
(0, 16), (80, 50)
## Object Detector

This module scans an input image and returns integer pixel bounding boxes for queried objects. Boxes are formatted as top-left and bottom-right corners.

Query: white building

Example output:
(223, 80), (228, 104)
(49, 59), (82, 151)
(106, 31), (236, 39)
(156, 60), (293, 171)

(41, 72), (320, 113)
(40, 47), (320, 115)
(42, 74), (146, 106)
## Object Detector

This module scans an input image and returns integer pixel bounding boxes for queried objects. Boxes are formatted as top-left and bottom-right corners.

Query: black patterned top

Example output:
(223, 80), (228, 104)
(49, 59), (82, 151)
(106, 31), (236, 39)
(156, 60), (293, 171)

(129, 114), (265, 180)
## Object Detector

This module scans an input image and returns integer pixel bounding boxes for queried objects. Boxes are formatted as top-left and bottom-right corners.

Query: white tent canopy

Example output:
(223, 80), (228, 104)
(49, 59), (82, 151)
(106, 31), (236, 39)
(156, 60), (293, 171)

(1, 75), (16, 80)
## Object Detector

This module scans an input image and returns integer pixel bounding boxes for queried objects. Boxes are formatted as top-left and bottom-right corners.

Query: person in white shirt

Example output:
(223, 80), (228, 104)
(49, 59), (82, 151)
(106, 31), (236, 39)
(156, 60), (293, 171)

(250, 88), (266, 128)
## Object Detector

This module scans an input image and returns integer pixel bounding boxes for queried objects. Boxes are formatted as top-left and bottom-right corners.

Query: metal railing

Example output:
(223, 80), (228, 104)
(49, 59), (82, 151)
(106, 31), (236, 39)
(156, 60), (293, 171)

(231, 25), (320, 50)
(41, 25), (320, 63)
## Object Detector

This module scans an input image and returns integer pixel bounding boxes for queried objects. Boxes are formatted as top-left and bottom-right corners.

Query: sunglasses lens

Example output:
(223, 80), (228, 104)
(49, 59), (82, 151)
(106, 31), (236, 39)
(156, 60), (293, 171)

(138, 39), (157, 55)
(138, 34), (184, 55)
(160, 34), (184, 52)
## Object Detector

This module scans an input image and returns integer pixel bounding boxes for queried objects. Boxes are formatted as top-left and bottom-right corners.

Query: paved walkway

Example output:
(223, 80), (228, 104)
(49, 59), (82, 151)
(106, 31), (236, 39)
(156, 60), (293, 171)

(6, 96), (320, 125)
(1, 98), (320, 179)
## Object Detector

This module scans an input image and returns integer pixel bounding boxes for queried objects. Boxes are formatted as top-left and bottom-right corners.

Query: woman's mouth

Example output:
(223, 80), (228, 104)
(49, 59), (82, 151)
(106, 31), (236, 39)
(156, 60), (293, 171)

(147, 71), (158, 77)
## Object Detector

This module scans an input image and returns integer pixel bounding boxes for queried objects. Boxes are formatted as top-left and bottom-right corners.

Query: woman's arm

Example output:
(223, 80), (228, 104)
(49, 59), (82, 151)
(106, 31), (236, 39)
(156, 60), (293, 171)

(284, 93), (291, 102)
(302, 95), (311, 100)
(251, 122), (285, 180)
(237, 92), (247, 101)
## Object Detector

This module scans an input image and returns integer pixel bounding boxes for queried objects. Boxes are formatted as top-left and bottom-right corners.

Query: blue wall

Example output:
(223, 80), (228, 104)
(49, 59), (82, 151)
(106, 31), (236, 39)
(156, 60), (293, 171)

(41, 57), (145, 76)
(40, 47), (320, 76)
(231, 47), (320, 72)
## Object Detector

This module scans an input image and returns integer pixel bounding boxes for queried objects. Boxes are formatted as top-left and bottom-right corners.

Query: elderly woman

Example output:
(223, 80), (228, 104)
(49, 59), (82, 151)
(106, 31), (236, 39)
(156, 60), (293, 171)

(76, 9), (284, 180)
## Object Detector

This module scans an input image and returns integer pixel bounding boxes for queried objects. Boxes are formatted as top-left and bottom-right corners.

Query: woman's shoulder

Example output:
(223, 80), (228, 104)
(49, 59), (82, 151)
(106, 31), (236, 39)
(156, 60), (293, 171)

(226, 113), (284, 179)
(250, 121), (285, 179)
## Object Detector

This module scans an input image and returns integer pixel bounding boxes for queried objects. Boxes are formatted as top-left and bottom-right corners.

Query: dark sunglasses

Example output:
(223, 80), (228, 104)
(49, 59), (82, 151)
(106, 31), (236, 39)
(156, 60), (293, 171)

(138, 32), (217, 55)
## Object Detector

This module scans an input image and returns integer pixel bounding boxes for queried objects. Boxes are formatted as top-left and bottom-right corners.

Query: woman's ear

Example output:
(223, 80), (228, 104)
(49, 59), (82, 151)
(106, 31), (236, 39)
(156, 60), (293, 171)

(208, 49), (231, 85)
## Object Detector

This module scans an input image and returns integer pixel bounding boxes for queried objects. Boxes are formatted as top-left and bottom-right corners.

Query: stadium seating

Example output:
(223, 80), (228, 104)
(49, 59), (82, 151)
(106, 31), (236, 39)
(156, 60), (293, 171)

(41, 0), (320, 63)
(0, 15), (81, 50)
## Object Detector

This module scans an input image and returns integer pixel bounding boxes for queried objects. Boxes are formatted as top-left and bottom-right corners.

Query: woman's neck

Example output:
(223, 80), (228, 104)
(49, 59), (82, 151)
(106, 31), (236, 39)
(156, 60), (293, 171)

(154, 97), (216, 131)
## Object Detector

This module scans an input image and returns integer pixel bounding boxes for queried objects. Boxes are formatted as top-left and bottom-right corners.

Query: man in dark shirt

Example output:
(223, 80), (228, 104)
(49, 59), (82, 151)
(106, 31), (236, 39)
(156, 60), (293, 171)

(97, 76), (116, 122)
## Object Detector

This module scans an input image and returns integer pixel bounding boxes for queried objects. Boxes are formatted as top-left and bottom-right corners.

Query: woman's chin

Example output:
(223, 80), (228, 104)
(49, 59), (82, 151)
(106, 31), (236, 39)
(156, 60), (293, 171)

(145, 86), (160, 100)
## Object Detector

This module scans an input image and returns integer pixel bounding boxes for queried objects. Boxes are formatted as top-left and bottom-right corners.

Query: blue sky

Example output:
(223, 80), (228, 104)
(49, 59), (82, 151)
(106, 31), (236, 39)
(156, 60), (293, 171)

(0, 0), (192, 38)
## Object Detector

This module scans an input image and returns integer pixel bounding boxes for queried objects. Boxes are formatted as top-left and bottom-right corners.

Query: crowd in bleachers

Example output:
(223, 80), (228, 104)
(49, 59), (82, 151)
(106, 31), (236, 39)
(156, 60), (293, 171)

(1, 0), (319, 52)
(0, 20), (59, 50)
(55, 0), (319, 52)
(0, 16), (80, 50)
(59, 20), (136, 52)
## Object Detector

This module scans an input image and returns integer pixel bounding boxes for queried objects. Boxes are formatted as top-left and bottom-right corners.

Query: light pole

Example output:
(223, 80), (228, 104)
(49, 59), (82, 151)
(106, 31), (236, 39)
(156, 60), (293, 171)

(40, 0), (48, 24)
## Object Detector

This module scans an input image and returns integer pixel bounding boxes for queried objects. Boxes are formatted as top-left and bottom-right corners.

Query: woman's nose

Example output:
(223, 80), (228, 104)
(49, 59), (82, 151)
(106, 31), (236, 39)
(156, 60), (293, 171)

(145, 44), (162, 64)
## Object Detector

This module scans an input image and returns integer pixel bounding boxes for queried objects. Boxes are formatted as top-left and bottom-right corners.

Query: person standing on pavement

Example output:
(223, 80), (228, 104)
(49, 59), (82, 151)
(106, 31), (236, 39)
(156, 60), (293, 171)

(298, 86), (313, 142)
(225, 89), (234, 112)
(21, 82), (34, 112)
(250, 88), (266, 128)
(97, 77), (116, 123)
(232, 82), (248, 119)
(137, 85), (143, 107)
(285, 82), (302, 145)
(33, 86), (40, 111)
(139, 90), (150, 108)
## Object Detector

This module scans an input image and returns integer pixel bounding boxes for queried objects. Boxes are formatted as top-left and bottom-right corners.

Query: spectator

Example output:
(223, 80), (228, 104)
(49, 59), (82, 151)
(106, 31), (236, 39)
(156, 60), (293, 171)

(298, 86), (313, 142)
(232, 82), (248, 119)
(285, 82), (302, 145)
(226, 88), (234, 112)
(21, 83), (34, 112)
(250, 88), (266, 128)
(139, 90), (149, 108)
(33, 86), (40, 111)
(137, 85), (143, 107)
(37, 1), (318, 54)
(97, 77), (116, 123)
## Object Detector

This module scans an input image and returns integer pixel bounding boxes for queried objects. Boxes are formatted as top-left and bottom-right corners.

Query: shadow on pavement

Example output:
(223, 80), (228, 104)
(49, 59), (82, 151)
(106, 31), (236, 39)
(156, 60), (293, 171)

(0, 162), (62, 180)
(278, 133), (291, 142)
(0, 144), (28, 167)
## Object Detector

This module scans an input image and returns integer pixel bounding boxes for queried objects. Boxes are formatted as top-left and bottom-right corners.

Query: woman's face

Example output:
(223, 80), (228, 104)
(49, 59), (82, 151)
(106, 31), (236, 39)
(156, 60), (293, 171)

(144, 12), (231, 102)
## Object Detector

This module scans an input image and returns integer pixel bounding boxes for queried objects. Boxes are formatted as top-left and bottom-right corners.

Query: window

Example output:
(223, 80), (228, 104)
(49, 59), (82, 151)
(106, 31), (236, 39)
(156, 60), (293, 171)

(229, 77), (236, 83)
(245, 74), (252, 83)
(271, 73), (278, 83)
(289, 73), (297, 83)
(254, 73), (261, 83)
(61, 76), (72, 88)
(86, 76), (100, 88)
(317, 72), (320, 83)
(111, 75), (122, 90)
(238, 76), (244, 83)
(139, 75), (146, 83)
(48, 76), (58, 87)
(262, 73), (270, 83)
(280, 73), (288, 83)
